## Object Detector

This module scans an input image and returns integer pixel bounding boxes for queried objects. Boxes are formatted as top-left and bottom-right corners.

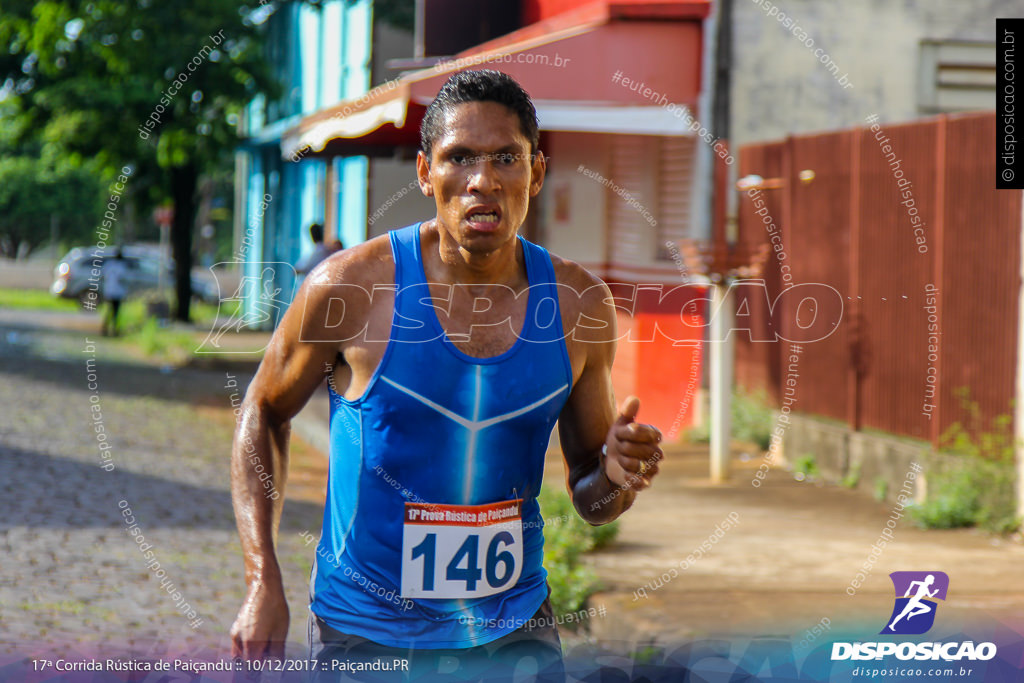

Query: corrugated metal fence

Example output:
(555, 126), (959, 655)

(735, 112), (1021, 445)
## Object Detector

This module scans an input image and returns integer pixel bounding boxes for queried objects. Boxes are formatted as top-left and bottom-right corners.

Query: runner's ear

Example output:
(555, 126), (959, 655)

(529, 150), (546, 197)
(416, 150), (434, 197)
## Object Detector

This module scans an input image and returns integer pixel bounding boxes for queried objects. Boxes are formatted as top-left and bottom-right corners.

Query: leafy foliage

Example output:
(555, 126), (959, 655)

(367, 0), (416, 31)
(686, 389), (774, 450)
(0, 153), (107, 257)
(537, 485), (619, 622)
(0, 104), (108, 257)
(911, 390), (1019, 533)
(793, 454), (819, 480)
(0, 0), (279, 317)
(1, 0), (275, 168)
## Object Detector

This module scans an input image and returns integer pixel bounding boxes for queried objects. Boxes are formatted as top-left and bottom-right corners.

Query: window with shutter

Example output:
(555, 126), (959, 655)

(608, 135), (650, 266)
(656, 136), (695, 260)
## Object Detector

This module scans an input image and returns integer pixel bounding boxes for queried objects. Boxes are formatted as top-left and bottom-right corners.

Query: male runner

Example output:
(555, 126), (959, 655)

(229, 70), (664, 677)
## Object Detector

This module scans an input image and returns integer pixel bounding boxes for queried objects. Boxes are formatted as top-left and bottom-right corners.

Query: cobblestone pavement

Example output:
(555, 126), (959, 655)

(0, 326), (325, 664)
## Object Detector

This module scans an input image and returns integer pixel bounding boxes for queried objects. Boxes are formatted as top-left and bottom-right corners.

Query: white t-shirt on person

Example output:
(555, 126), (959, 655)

(103, 258), (128, 301)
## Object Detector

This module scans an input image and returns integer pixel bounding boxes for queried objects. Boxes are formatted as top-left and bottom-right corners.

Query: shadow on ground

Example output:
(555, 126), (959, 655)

(0, 444), (321, 531)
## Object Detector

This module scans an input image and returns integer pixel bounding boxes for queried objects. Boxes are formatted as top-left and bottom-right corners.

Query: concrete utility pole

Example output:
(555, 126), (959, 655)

(679, 234), (767, 484)
(709, 279), (734, 483)
(708, 0), (734, 484)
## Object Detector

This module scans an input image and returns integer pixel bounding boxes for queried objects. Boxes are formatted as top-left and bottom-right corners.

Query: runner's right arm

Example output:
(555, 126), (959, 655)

(229, 257), (360, 659)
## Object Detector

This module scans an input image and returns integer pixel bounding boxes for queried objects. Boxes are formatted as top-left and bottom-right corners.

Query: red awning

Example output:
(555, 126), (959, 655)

(281, 0), (709, 159)
(281, 81), (427, 159)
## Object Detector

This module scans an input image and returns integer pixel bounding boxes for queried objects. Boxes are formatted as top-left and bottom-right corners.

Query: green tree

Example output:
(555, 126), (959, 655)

(0, 141), (104, 257)
(0, 156), (105, 258)
(1, 0), (278, 320)
(0, 102), (108, 257)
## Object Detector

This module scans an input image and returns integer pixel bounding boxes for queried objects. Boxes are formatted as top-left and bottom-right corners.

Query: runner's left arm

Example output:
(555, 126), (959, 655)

(557, 275), (663, 525)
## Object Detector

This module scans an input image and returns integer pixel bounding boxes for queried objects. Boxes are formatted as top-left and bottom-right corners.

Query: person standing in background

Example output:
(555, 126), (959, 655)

(295, 223), (335, 276)
(101, 248), (128, 337)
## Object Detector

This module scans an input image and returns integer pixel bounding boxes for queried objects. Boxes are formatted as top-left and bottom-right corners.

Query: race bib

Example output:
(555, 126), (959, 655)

(400, 499), (523, 599)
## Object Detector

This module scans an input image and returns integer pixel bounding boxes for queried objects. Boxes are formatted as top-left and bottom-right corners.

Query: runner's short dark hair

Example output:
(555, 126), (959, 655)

(420, 69), (540, 160)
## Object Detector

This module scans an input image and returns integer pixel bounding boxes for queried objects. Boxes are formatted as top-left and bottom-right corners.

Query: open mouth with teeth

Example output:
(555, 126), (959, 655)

(465, 207), (502, 228)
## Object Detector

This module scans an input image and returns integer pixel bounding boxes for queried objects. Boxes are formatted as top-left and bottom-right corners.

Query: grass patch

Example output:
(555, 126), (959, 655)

(110, 299), (195, 363)
(105, 295), (242, 363)
(911, 390), (1020, 534)
(686, 389), (774, 450)
(192, 297), (240, 327)
(0, 288), (81, 311)
(538, 485), (619, 623)
(6, 287), (247, 363)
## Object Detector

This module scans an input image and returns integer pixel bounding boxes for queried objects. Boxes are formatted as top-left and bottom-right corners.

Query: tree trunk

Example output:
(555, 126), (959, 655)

(170, 163), (198, 322)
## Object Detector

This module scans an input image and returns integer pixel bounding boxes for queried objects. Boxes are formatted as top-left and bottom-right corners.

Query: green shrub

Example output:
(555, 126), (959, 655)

(840, 463), (861, 489)
(733, 390), (774, 450)
(910, 464), (980, 529)
(685, 420), (710, 443)
(685, 389), (774, 450)
(537, 485), (620, 622)
(873, 477), (889, 502)
(911, 457), (1017, 533)
(911, 391), (1019, 534)
(793, 454), (819, 480)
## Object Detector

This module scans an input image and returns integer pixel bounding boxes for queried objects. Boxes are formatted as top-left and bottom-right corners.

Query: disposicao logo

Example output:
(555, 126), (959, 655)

(831, 571), (997, 662)
(881, 571), (948, 635)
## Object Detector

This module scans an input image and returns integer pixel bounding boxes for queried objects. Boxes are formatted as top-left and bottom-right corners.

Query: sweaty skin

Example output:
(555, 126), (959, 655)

(229, 101), (664, 659)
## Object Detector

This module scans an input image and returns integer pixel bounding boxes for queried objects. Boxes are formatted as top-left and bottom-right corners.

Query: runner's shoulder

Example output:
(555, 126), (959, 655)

(549, 253), (613, 320)
(291, 234), (394, 341)
(303, 233), (394, 296)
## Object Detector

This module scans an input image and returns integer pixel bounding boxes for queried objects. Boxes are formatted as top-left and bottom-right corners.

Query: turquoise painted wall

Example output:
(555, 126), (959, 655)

(239, 0), (373, 325)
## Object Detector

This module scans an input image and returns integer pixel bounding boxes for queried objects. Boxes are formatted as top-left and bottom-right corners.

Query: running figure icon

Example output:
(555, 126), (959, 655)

(888, 574), (938, 631)
(880, 571), (949, 635)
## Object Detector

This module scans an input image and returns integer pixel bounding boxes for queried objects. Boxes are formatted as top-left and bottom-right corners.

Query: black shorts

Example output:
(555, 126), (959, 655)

(307, 597), (564, 682)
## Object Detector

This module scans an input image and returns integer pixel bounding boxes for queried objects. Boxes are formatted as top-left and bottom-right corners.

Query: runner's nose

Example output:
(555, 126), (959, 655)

(467, 160), (501, 195)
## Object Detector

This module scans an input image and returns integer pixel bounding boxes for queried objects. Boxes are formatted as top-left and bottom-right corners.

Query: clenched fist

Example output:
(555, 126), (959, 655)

(602, 396), (663, 491)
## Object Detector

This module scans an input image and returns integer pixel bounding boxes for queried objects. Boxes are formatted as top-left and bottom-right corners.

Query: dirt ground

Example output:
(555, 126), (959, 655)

(290, 385), (1024, 653)
(553, 443), (1024, 648)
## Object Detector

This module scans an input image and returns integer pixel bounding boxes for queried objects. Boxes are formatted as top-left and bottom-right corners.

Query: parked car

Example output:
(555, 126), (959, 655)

(50, 245), (219, 307)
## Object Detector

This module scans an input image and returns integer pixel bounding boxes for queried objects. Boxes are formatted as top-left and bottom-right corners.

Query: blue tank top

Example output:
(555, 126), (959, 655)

(310, 223), (574, 648)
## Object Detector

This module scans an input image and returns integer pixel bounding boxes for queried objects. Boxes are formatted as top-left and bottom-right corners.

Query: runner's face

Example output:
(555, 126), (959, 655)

(418, 101), (544, 253)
